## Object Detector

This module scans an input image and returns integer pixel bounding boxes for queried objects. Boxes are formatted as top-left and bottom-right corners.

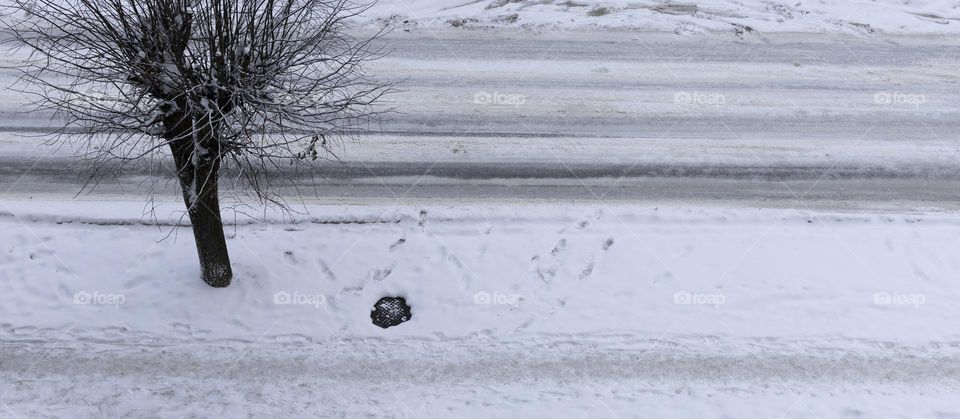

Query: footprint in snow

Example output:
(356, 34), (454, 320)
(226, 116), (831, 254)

(579, 259), (594, 280)
(550, 238), (567, 257)
(602, 237), (615, 251)
(389, 237), (406, 253)
(282, 250), (298, 266)
(314, 258), (337, 282)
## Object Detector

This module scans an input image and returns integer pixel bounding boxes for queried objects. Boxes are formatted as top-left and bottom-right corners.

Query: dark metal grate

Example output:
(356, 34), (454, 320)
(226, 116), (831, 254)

(371, 296), (412, 329)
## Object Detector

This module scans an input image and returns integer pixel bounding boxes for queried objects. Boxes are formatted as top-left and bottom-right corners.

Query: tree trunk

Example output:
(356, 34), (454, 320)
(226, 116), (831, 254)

(182, 171), (233, 288)
(168, 129), (233, 288)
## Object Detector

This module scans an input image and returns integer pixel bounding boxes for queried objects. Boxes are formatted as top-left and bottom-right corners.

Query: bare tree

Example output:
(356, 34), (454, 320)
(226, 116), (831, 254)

(5, 0), (390, 287)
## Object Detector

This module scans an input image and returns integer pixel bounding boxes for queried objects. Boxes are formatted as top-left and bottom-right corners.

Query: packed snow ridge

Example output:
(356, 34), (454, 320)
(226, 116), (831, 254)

(358, 0), (960, 34)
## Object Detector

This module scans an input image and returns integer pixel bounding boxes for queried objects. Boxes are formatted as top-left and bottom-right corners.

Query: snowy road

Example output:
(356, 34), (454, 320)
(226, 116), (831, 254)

(3, 338), (960, 417)
(1, 30), (959, 209)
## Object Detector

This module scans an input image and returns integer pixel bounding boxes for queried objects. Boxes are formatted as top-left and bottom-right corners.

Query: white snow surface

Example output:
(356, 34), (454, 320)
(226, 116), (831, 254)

(360, 0), (960, 34)
(3, 198), (960, 343)
(0, 2), (959, 416)
(2, 199), (960, 416)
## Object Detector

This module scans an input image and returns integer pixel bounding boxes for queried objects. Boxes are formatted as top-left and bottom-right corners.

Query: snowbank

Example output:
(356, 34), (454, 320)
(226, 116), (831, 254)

(359, 0), (960, 34)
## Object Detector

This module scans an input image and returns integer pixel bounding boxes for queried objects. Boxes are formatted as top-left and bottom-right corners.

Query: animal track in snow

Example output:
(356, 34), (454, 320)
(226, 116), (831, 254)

(369, 261), (396, 282)
(531, 255), (558, 283)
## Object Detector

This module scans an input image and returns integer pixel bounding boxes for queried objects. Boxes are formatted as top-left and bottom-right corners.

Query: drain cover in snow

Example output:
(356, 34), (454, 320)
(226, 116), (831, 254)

(371, 296), (412, 329)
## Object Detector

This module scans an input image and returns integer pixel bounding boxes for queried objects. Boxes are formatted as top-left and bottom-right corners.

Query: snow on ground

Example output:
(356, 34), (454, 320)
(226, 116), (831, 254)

(360, 0), (960, 34)
(1, 200), (959, 342)
(1, 199), (960, 416)
(1, 3), (959, 417)
(2, 199), (960, 343)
